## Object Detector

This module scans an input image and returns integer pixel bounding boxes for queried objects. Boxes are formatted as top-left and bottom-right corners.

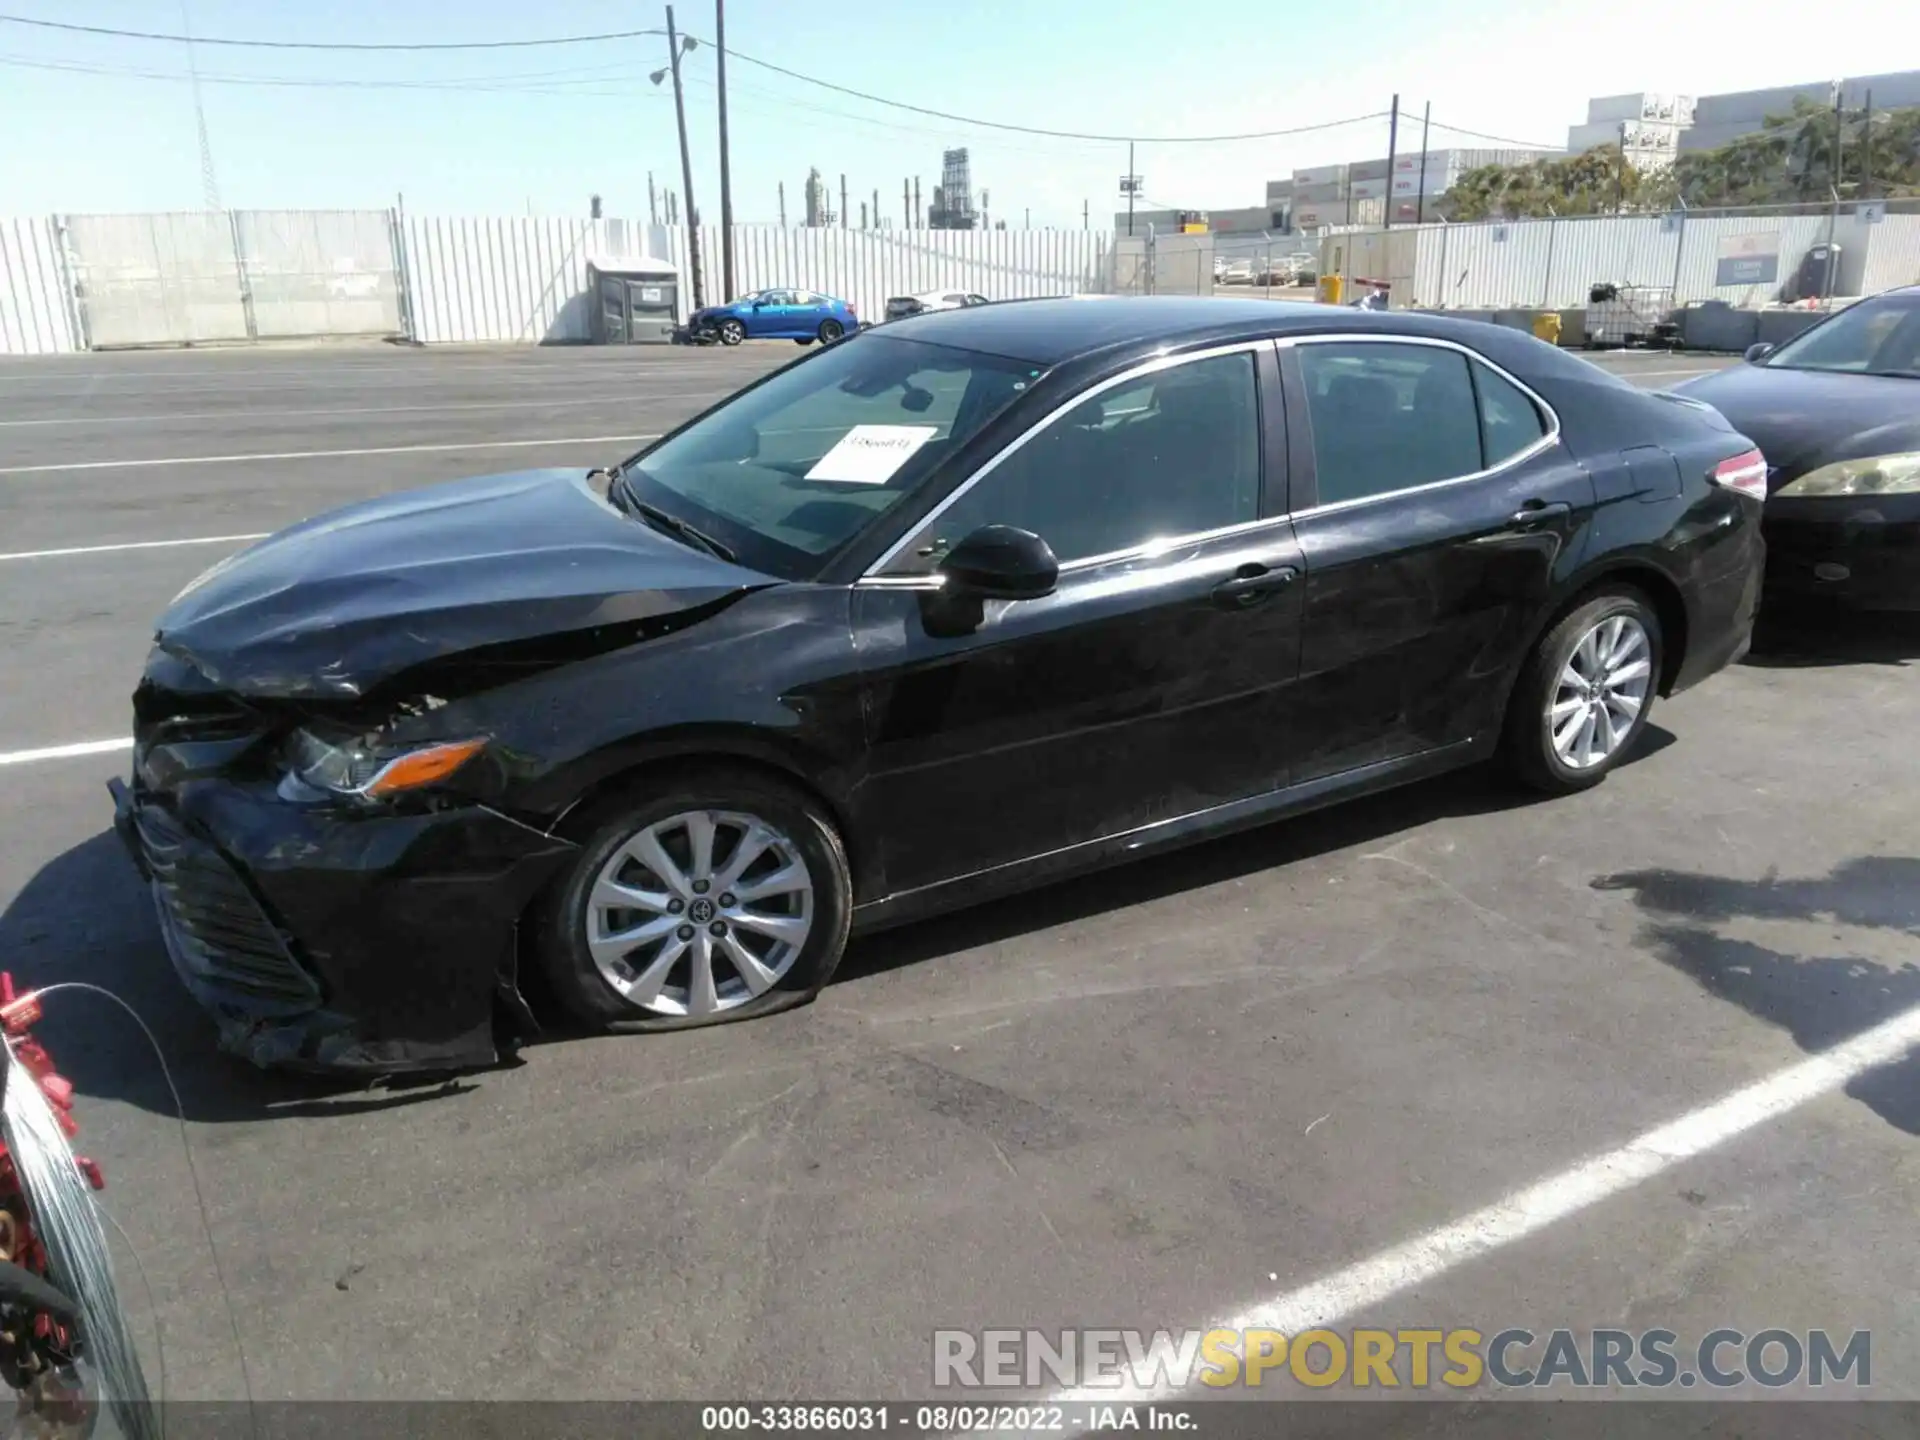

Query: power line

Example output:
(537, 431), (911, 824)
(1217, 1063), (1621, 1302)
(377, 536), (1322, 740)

(680, 31), (1388, 144)
(0, 12), (663, 50)
(1427, 118), (1564, 151)
(0, 52), (667, 96)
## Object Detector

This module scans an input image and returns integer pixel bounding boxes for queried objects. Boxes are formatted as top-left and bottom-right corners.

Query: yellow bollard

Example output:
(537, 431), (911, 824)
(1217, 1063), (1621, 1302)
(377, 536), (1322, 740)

(1317, 274), (1344, 306)
(1532, 311), (1563, 345)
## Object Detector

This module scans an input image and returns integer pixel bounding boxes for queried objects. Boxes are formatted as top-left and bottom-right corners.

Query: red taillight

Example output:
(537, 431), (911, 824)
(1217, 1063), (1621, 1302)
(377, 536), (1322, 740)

(1711, 447), (1768, 502)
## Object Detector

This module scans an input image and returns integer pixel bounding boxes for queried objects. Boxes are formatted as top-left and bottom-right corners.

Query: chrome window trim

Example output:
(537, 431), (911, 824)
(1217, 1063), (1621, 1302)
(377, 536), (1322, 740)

(861, 339), (1275, 578)
(1277, 332), (1564, 520)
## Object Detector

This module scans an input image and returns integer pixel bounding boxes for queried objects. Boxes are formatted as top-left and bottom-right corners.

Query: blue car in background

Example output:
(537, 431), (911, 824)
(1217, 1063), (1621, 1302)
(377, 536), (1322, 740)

(688, 287), (860, 347)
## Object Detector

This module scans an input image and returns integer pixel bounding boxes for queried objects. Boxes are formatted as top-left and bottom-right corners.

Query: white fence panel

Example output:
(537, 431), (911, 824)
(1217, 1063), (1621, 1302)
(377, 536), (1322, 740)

(64, 211), (250, 347)
(399, 215), (642, 344)
(0, 217), (77, 355)
(1859, 213), (1920, 295)
(234, 209), (403, 338)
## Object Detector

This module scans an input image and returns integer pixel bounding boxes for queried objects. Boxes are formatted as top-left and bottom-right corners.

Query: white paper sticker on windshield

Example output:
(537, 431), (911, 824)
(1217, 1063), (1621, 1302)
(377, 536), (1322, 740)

(804, 424), (939, 484)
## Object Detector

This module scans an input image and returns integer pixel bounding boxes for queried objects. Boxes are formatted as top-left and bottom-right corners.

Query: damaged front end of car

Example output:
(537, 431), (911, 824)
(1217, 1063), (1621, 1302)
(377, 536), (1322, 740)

(109, 646), (584, 1076)
(105, 468), (778, 1075)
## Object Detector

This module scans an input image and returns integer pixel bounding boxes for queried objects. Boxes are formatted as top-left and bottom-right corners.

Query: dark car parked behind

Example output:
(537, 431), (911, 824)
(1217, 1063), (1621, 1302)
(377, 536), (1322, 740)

(112, 298), (1767, 1076)
(1674, 284), (1920, 612)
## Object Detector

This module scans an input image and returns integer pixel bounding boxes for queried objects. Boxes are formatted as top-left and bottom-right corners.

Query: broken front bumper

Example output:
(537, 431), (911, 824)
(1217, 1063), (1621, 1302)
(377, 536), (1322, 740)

(109, 772), (576, 1076)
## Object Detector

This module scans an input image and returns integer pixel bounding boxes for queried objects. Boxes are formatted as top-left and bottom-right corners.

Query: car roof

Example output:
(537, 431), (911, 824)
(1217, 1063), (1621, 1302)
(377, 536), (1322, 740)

(874, 294), (1595, 372)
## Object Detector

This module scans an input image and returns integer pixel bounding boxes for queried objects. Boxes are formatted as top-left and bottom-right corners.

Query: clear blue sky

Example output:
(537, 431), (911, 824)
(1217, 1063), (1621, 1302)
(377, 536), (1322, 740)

(1, 2), (1910, 226)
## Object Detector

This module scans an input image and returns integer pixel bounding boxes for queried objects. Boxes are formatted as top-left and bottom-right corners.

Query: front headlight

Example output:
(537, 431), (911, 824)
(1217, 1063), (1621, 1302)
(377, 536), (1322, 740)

(281, 729), (487, 802)
(1773, 452), (1920, 498)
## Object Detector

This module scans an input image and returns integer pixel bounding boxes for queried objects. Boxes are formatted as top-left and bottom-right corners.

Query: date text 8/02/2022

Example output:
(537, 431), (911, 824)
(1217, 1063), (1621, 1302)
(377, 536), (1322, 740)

(699, 1405), (1196, 1432)
(931, 1327), (1873, 1390)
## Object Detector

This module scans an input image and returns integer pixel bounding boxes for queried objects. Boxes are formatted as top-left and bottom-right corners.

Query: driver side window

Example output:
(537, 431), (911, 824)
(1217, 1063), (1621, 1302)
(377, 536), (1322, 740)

(884, 349), (1263, 572)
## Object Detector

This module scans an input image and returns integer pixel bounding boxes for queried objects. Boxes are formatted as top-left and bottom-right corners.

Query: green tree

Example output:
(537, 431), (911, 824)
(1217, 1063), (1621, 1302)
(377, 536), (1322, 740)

(1437, 100), (1920, 218)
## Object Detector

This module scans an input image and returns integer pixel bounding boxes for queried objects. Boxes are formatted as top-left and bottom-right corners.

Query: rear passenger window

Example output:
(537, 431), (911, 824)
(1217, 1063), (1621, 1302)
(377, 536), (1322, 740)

(1298, 343), (1481, 505)
(1474, 363), (1547, 466)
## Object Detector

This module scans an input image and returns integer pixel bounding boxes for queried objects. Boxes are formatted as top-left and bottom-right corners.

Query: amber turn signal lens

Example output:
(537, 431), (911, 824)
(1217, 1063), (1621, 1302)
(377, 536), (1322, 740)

(362, 738), (488, 798)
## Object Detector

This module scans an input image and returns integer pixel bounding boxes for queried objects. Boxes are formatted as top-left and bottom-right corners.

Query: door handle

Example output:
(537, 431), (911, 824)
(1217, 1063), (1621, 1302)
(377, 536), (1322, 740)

(1507, 500), (1572, 529)
(1211, 565), (1297, 609)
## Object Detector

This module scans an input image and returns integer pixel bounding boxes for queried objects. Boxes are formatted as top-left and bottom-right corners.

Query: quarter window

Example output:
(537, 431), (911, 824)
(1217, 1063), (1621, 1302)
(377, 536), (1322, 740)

(888, 349), (1262, 570)
(1298, 341), (1548, 507)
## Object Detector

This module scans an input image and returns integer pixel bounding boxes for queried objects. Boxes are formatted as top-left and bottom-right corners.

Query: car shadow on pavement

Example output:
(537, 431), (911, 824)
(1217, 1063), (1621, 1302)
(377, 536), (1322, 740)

(1744, 611), (1920, 669)
(838, 727), (1678, 987)
(1593, 855), (1920, 1134)
(0, 830), (480, 1123)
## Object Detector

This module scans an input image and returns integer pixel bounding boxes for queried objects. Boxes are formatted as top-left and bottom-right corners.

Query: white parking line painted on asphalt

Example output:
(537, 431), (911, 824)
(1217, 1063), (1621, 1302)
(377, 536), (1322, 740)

(0, 533), (270, 563)
(0, 433), (659, 476)
(1033, 997), (1920, 1423)
(0, 394), (707, 428)
(0, 738), (132, 768)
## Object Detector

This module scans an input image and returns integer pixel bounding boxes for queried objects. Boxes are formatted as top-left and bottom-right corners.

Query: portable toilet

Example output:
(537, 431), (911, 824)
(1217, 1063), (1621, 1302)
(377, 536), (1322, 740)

(588, 259), (680, 344)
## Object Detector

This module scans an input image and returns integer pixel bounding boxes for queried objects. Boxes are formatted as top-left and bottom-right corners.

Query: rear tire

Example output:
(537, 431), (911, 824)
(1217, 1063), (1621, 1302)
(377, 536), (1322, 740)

(717, 318), (746, 346)
(536, 768), (853, 1032)
(1502, 588), (1662, 795)
(794, 337), (814, 347)
(818, 318), (845, 343)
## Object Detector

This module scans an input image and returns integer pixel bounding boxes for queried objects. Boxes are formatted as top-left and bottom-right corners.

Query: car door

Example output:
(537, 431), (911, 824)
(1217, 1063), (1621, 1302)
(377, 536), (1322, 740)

(849, 341), (1306, 898)
(747, 289), (793, 337)
(1279, 334), (1595, 783)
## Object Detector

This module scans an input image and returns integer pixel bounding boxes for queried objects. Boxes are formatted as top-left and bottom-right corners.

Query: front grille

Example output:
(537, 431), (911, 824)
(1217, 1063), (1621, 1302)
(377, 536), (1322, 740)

(133, 683), (263, 748)
(133, 804), (322, 1008)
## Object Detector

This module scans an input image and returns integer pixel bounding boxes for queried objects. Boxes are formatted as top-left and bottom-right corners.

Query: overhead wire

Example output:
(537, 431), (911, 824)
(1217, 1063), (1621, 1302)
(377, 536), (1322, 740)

(0, 12), (664, 51)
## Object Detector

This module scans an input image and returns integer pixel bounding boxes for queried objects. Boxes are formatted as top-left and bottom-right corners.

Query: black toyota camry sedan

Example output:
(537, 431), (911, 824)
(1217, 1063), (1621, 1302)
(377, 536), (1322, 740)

(110, 297), (1766, 1075)
(1674, 285), (1920, 611)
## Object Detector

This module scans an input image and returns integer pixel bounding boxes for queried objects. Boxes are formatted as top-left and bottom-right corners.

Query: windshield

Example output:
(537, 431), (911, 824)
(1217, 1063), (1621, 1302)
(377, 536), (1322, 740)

(617, 334), (1045, 580)
(1762, 296), (1920, 377)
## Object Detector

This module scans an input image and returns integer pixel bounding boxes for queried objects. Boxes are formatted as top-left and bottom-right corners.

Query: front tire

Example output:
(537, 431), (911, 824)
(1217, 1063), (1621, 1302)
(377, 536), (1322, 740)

(717, 318), (746, 346)
(537, 769), (852, 1032)
(1502, 588), (1662, 795)
(818, 318), (845, 343)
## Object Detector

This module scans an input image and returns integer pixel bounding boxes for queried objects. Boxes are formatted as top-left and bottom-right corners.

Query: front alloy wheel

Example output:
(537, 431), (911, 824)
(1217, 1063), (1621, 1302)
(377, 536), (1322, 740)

(717, 318), (746, 346)
(585, 810), (814, 1018)
(538, 769), (853, 1031)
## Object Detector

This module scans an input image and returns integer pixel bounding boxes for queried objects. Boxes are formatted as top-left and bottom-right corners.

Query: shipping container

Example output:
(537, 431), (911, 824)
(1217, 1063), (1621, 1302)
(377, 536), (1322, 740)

(1348, 158), (1391, 183)
(1292, 180), (1346, 205)
(1568, 120), (1680, 153)
(1292, 163), (1349, 187)
(1293, 206), (1329, 229)
(1348, 178), (1388, 201)
(1264, 179), (1294, 204)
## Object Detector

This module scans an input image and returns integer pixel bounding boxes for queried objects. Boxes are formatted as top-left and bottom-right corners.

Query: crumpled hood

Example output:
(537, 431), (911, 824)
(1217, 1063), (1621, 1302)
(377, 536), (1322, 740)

(1674, 366), (1920, 486)
(155, 468), (768, 699)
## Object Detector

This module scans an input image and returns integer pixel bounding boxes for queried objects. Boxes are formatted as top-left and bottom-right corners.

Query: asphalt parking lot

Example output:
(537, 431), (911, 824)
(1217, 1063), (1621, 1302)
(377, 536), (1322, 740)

(2, 338), (1918, 1416)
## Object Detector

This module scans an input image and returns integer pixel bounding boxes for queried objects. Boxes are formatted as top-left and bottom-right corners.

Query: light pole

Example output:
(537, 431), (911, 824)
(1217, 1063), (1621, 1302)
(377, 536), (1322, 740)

(651, 9), (704, 309)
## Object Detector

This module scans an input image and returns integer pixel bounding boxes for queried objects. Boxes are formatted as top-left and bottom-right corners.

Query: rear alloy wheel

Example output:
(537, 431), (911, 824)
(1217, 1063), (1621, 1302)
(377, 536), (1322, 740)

(539, 772), (852, 1031)
(717, 318), (746, 346)
(1503, 589), (1662, 794)
(818, 318), (845, 343)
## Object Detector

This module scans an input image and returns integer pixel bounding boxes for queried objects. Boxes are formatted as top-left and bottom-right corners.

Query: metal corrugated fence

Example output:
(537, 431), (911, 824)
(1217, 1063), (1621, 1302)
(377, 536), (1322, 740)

(1381, 209), (1920, 311)
(0, 217), (78, 355)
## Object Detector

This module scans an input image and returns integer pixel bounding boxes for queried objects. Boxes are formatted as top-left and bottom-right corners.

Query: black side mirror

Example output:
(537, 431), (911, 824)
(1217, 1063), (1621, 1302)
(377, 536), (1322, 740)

(939, 525), (1058, 601)
(1744, 342), (1775, 364)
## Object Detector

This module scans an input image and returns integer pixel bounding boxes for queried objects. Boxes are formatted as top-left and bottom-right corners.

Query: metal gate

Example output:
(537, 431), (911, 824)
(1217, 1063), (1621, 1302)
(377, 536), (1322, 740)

(62, 209), (402, 347)
(63, 212), (249, 348)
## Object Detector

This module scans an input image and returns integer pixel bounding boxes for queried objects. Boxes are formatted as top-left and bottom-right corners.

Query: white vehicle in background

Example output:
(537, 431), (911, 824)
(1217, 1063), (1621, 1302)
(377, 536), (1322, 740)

(883, 289), (991, 322)
(1218, 259), (1255, 285)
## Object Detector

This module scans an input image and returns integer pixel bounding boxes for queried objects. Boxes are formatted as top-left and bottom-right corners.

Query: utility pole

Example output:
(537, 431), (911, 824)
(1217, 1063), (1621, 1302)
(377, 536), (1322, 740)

(648, 171), (658, 226)
(1082, 198), (1088, 230)
(913, 178), (922, 227)
(1414, 102), (1431, 223)
(663, 6), (704, 308)
(1615, 121), (1628, 214)
(1024, 207), (1030, 228)
(1127, 141), (1136, 236)
(902, 178), (910, 228)
(860, 201), (868, 229)
(981, 188), (990, 229)
(1863, 88), (1874, 198)
(1383, 93), (1400, 229)
(778, 181), (786, 227)
(714, 0), (736, 303)
(872, 188), (879, 231)
(840, 174), (848, 228)
(1831, 83), (1846, 192)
